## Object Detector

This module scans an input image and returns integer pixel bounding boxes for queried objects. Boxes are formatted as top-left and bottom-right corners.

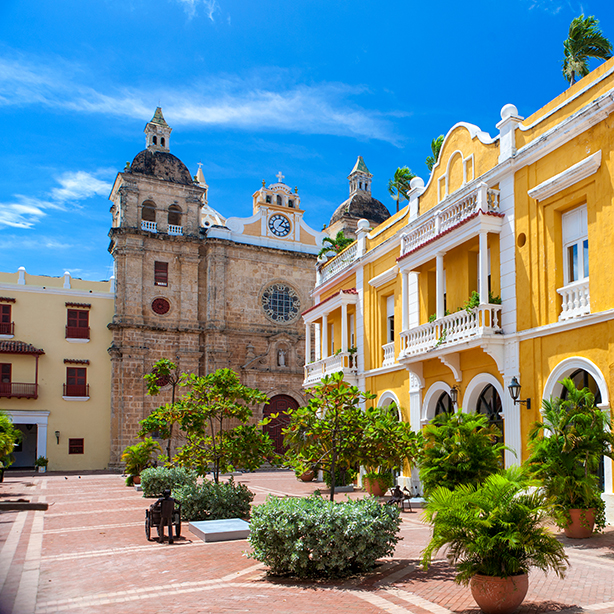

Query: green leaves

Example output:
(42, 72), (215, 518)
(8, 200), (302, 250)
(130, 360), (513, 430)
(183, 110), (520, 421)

(387, 166), (416, 210)
(422, 468), (568, 584)
(248, 495), (401, 578)
(0, 410), (22, 468)
(318, 231), (355, 258)
(563, 14), (612, 85)
(174, 478), (254, 521)
(426, 135), (444, 172)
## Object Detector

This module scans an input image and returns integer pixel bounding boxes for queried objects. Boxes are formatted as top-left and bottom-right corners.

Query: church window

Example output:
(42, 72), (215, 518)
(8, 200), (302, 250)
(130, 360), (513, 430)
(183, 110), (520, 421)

(288, 199), (294, 208)
(142, 202), (156, 222)
(261, 283), (300, 323)
(66, 309), (89, 340)
(69, 438), (84, 454)
(562, 205), (588, 284)
(151, 298), (171, 315)
(154, 262), (168, 287)
(161, 137), (165, 147)
(153, 136), (157, 145)
(277, 195), (282, 206)
(168, 205), (182, 226)
(64, 367), (88, 397)
(359, 182), (362, 190)
(266, 195), (271, 204)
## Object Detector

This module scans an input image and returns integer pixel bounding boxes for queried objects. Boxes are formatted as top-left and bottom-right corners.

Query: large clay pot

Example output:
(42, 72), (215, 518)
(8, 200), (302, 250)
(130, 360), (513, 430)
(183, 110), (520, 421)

(363, 476), (386, 497)
(564, 508), (595, 539)
(470, 573), (529, 614)
(299, 470), (315, 482)
(132, 475), (141, 485)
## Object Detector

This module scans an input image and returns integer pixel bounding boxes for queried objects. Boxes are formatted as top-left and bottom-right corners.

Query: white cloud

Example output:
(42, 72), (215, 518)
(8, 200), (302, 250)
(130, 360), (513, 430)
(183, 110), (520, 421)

(0, 55), (401, 144)
(0, 171), (112, 229)
(174, 0), (220, 21)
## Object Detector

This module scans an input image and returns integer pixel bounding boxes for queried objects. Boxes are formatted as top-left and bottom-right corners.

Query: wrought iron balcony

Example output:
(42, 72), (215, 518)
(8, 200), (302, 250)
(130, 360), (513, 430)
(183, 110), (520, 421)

(399, 303), (502, 360)
(0, 382), (38, 399)
(303, 352), (358, 387)
(66, 326), (90, 340)
(63, 383), (89, 397)
(0, 322), (14, 336)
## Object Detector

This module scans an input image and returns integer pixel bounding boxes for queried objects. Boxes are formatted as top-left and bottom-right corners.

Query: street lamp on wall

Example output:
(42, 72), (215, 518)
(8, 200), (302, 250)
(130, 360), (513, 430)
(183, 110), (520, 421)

(449, 386), (458, 408)
(508, 377), (531, 410)
(55, 431), (60, 444)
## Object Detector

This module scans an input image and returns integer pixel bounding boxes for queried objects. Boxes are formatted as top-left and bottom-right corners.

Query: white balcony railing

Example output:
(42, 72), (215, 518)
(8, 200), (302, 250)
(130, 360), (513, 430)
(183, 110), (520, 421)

(400, 186), (500, 257)
(168, 224), (183, 236)
(382, 342), (395, 367)
(141, 220), (157, 232)
(317, 242), (358, 286)
(303, 352), (358, 386)
(399, 303), (502, 359)
(557, 279), (590, 321)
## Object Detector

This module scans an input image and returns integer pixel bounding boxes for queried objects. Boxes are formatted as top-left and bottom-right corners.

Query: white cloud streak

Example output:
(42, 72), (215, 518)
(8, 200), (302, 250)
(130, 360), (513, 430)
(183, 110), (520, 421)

(0, 171), (112, 229)
(0, 56), (401, 144)
(175, 0), (220, 21)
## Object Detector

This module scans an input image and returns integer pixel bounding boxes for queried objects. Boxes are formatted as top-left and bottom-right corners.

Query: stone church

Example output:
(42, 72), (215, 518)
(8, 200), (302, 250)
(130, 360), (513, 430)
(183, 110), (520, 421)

(107, 108), (389, 465)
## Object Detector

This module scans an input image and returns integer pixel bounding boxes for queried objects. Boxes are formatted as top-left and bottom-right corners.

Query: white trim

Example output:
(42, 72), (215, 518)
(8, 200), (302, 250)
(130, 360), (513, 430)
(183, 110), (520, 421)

(4, 410), (50, 460)
(0, 284), (113, 299)
(207, 226), (322, 255)
(62, 396), (90, 402)
(362, 364), (405, 378)
(377, 391), (401, 419)
(66, 338), (90, 344)
(515, 307), (614, 342)
(369, 265), (399, 288)
(0, 334), (14, 340)
(462, 373), (504, 415)
(528, 151), (602, 201)
(422, 381), (453, 424)
(302, 291), (357, 324)
(542, 356), (609, 408)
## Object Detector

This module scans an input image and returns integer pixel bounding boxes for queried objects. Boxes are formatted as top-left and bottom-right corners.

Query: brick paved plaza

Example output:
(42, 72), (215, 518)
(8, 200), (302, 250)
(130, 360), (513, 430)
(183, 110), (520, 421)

(0, 470), (613, 614)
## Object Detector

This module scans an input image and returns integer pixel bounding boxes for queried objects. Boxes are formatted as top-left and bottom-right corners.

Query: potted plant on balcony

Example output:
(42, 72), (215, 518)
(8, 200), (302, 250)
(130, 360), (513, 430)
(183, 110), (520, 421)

(527, 378), (614, 537)
(422, 468), (568, 614)
(121, 438), (162, 486)
(34, 456), (49, 474)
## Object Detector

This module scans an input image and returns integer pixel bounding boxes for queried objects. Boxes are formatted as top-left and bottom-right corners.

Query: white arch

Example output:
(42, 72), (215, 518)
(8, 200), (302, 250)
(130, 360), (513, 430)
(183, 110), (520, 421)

(422, 381), (453, 424)
(462, 373), (504, 415)
(542, 356), (610, 409)
(377, 390), (402, 420)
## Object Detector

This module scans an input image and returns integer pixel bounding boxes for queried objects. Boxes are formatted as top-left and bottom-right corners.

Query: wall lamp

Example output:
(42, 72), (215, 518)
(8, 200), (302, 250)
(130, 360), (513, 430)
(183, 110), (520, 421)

(55, 431), (60, 444)
(508, 377), (531, 409)
(449, 386), (459, 407)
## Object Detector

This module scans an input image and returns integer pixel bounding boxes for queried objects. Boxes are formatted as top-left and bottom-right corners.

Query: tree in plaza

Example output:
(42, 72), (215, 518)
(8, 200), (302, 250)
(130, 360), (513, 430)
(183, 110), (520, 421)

(563, 15), (612, 86)
(0, 410), (22, 470)
(318, 231), (355, 258)
(140, 366), (275, 483)
(143, 358), (182, 463)
(425, 135), (444, 172)
(387, 166), (416, 212)
(418, 409), (507, 498)
(284, 372), (374, 500)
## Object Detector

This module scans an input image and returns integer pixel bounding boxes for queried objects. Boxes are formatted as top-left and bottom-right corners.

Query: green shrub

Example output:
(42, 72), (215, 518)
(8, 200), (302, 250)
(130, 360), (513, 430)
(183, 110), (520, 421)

(174, 478), (254, 521)
(248, 495), (401, 578)
(140, 466), (198, 497)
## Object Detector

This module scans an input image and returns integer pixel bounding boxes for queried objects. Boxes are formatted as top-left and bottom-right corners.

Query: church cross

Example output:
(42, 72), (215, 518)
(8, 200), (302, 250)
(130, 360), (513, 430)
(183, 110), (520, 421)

(276, 171), (285, 183)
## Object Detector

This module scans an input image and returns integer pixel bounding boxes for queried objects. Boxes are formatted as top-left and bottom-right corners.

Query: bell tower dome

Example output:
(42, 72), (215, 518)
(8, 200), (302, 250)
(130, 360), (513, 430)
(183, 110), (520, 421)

(145, 107), (172, 152)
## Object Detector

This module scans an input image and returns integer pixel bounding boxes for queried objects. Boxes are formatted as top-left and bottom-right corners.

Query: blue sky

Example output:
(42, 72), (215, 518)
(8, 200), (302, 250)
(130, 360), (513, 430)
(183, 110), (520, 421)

(1, 0), (613, 281)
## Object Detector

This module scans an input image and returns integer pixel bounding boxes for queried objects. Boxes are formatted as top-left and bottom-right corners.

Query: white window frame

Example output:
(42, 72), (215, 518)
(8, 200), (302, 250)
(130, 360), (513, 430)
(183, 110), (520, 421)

(562, 205), (588, 285)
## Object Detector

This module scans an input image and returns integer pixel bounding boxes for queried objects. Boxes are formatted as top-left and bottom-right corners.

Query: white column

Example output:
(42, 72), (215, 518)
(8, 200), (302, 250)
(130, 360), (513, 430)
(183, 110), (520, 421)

(436, 253), (445, 319)
(401, 271), (409, 331)
(479, 231), (489, 304)
(304, 322), (311, 365)
(341, 304), (348, 352)
(315, 324), (321, 361)
(37, 422), (48, 460)
(321, 315), (328, 359)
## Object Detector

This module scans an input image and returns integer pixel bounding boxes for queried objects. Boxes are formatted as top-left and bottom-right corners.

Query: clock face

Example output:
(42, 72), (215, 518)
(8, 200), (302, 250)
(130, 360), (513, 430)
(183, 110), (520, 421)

(268, 214), (291, 237)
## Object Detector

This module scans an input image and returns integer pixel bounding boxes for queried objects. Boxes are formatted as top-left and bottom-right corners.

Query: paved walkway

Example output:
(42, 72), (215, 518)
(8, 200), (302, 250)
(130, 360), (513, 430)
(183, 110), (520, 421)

(0, 470), (613, 614)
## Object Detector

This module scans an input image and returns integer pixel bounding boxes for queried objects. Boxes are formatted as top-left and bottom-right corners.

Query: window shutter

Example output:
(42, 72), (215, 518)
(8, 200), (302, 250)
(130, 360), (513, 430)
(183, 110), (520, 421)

(154, 262), (168, 286)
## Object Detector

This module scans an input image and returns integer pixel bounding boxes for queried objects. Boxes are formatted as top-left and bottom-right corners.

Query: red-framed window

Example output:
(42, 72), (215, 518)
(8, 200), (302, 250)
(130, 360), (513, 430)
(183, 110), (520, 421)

(68, 438), (84, 454)
(0, 363), (11, 395)
(66, 309), (90, 339)
(154, 262), (168, 286)
(64, 367), (88, 397)
(0, 305), (12, 335)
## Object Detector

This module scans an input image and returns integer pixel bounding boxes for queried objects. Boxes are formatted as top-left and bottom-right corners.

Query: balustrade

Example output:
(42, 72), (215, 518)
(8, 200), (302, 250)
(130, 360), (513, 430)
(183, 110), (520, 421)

(557, 279), (590, 321)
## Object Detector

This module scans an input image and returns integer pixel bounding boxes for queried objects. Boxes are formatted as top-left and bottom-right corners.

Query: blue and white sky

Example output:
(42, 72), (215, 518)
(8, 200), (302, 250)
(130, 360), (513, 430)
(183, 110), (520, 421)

(1, 0), (613, 281)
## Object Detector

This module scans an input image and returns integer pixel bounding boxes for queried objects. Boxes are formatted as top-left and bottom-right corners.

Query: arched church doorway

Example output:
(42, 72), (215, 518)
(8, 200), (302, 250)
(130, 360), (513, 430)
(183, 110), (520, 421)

(262, 395), (298, 454)
(476, 384), (504, 443)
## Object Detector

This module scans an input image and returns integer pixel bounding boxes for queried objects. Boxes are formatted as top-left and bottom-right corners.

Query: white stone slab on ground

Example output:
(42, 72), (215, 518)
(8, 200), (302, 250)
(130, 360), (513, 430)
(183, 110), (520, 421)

(189, 518), (250, 543)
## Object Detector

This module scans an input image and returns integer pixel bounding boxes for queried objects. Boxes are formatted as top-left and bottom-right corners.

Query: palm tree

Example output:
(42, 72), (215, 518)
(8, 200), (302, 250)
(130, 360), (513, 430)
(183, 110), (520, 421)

(318, 231), (354, 258)
(426, 135), (444, 172)
(563, 15), (612, 86)
(387, 166), (415, 213)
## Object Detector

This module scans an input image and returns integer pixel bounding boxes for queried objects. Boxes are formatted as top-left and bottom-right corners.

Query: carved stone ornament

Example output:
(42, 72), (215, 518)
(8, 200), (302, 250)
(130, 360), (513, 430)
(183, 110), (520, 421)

(151, 298), (171, 315)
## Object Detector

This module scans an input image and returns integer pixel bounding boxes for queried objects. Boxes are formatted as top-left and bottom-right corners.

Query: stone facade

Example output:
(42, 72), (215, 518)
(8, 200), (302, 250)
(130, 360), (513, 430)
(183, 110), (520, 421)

(107, 109), (323, 465)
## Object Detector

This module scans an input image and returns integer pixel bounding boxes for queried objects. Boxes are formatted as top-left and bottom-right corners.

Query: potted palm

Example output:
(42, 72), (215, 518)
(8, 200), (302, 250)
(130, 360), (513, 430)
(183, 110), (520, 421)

(34, 456), (49, 473)
(527, 378), (614, 537)
(121, 438), (161, 486)
(422, 468), (568, 614)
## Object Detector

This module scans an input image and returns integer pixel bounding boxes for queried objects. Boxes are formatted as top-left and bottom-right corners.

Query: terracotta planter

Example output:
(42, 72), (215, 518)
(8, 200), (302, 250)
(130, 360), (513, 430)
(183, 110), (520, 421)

(363, 476), (386, 497)
(299, 470), (315, 482)
(564, 508), (595, 539)
(132, 475), (141, 485)
(470, 573), (529, 614)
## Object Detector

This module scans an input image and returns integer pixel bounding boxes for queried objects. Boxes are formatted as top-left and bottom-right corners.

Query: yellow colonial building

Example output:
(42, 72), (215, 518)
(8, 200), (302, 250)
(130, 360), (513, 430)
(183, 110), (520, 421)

(303, 57), (614, 522)
(0, 268), (114, 471)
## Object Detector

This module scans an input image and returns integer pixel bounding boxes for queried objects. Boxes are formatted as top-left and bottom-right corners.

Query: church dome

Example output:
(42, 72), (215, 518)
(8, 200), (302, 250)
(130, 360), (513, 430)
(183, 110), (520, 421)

(329, 192), (390, 227)
(130, 149), (193, 185)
